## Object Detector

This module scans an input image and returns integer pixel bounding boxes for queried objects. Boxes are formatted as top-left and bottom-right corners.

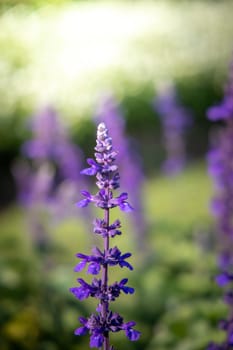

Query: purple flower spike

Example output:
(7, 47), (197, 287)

(70, 122), (140, 349)
(206, 57), (233, 349)
(153, 83), (192, 176)
(95, 95), (147, 250)
(14, 105), (91, 253)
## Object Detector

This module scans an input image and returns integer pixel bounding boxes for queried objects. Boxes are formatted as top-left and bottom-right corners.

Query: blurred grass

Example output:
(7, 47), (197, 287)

(0, 162), (225, 349)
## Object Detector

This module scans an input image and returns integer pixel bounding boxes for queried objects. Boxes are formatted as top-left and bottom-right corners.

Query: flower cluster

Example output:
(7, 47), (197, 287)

(206, 59), (233, 349)
(70, 277), (134, 302)
(153, 83), (192, 175)
(95, 96), (147, 249)
(75, 313), (139, 348)
(70, 122), (140, 349)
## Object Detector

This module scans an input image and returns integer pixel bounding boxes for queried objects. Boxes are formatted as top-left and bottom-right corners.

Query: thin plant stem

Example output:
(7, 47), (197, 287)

(103, 207), (110, 350)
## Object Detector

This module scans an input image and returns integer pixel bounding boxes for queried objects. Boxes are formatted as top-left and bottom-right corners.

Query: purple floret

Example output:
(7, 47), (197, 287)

(74, 246), (133, 274)
(70, 278), (134, 302)
(74, 312), (140, 349)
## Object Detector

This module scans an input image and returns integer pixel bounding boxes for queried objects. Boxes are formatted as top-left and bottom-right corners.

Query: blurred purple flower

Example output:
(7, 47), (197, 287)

(208, 61), (233, 122)
(206, 58), (233, 349)
(22, 107), (61, 160)
(13, 160), (54, 251)
(22, 106), (85, 185)
(153, 83), (192, 176)
(14, 106), (89, 250)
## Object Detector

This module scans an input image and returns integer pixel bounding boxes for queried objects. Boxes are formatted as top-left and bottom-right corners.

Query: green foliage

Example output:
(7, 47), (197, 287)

(0, 164), (224, 349)
(0, 0), (69, 11)
(0, 0), (232, 154)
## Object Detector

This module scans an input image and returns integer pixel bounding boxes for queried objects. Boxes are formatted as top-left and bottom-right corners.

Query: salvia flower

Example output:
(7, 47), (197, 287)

(70, 122), (140, 349)
(70, 277), (134, 302)
(206, 58), (233, 349)
(153, 83), (192, 176)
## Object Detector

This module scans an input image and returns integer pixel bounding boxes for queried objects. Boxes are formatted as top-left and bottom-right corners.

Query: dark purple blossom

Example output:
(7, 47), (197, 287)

(70, 122), (140, 349)
(74, 246), (133, 274)
(74, 311), (140, 349)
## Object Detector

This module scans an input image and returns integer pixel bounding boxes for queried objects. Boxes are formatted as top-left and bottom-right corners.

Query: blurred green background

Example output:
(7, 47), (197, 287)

(0, 0), (232, 349)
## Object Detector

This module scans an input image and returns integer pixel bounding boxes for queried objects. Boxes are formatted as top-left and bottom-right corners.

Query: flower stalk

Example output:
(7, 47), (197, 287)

(70, 122), (140, 349)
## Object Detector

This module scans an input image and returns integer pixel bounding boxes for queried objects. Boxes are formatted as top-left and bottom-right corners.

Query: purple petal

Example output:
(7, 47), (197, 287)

(79, 316), (88, 325)
(74, 261), (87, 272)
(96, 303), (101, 312)
(87, 158), (97, 165)
(119, 202), (133, 212)
(69, 287), (90, 300)
(88, 262), (101, 275)
(121, 253), (132, 259)
(207, 104), (229, 121)
(90, 334), (104, 348)
(74, 326), (88, 336)
(122, 286), (134, 294)
(125, 328), (141, 341)
(76, 199), (90, 208)
(92, 246), (103, 257)
(124, 321), (136, 327)
(215, 273), (230, 286)
(76, 253), (87, 259)
(81, 190), (92, 197)
(118, 192), (128, 200)
(229, 332), (233, 345)
(81, 167), (97, 176)
(119, 261), (133, 270)
(120, 278), (128, 285)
